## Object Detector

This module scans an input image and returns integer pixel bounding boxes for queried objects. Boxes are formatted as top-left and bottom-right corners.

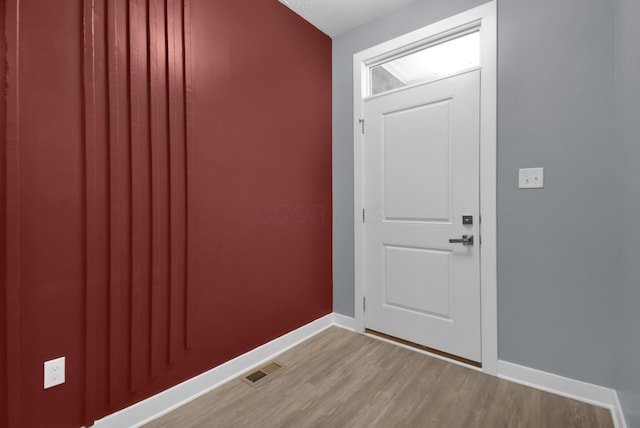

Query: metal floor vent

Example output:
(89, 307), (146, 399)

(240, 361), (284, 387)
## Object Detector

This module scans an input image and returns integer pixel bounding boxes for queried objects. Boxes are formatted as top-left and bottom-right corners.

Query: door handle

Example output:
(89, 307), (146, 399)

(449, 235), (474, 246)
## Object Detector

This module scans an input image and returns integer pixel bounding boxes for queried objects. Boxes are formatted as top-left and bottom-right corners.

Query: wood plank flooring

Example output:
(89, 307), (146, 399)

(145, 327), (613, 428)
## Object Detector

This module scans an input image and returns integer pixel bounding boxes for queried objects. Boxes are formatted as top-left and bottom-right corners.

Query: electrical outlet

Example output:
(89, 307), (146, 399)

(44, 357), (65, 389)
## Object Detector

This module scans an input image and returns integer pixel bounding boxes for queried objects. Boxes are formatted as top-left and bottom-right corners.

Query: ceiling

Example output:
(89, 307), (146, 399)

(279, 0), (419, 38)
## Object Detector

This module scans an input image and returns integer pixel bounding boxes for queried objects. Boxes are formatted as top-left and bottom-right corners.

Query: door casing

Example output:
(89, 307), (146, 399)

(353, 1), (497, 375)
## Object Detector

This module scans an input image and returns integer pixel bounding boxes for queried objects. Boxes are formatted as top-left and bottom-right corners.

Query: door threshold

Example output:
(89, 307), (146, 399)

(365, 329), (482, 368)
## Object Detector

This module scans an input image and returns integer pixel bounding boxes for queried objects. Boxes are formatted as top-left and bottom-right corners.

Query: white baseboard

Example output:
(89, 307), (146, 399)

(93, 313), (336, 428)
(332, 312), (356, 331)
(611, 390), (629, 428)
(498, 360), (627, 428)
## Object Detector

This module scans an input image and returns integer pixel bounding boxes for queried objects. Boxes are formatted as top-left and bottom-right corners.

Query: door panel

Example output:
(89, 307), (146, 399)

(364, 70), (481, 362)
(384, 245), (452, 319)
(384, 99), (452, 222)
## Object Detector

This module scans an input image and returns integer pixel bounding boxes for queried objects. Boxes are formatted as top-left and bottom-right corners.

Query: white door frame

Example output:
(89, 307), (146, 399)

(353, 1), (497, 375)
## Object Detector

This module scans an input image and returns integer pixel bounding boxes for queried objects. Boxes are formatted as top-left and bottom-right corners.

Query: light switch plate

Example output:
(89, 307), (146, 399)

(519, 167), (544, 189)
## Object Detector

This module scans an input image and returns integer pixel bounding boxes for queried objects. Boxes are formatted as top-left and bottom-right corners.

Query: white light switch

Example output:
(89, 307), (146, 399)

(519, 167), (544, 189)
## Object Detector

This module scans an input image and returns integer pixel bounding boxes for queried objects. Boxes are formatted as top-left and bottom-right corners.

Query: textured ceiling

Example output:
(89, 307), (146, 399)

(279, 0), (419, 37)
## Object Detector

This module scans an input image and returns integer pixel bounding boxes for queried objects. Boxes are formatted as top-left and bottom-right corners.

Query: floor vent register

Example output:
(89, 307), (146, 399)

(240, 361), (285, 387)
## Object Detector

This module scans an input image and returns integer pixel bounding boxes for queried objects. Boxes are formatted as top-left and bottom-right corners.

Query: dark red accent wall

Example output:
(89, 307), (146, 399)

(1, 0), (332, 426)
(0, 0), (7, 424)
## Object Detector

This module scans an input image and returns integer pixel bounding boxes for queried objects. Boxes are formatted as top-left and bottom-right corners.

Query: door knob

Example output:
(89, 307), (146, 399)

(449, 235), (474, 246)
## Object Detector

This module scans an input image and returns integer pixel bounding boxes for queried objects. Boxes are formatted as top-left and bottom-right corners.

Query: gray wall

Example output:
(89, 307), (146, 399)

(496, 0), (618, 387)
(333, 0), (620, 391)
(615, 0), (640, 425)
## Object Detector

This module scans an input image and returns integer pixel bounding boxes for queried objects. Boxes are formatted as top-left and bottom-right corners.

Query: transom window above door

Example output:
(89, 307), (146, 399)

(370, 31), (480, 96)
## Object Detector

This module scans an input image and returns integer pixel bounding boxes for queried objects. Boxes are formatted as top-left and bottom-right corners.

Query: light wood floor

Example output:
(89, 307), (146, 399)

(145, 327), (613, 428)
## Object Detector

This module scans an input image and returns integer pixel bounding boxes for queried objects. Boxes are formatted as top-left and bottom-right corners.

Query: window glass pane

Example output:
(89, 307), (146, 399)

(370, 31), (480, 96)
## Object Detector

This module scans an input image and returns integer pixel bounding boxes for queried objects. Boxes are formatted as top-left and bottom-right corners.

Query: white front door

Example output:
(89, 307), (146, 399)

(363, 70), (481, 362)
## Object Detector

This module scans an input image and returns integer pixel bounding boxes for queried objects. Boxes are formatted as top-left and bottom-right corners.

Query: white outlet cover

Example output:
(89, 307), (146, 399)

(44, 356), (65, 389)
(519, 167), (544, 189)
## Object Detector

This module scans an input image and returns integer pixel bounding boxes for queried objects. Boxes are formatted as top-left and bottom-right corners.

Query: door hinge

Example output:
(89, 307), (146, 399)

(362, 208), (366, 223)
(363, 297), (366, 312)
(358, 118), (365, 134)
